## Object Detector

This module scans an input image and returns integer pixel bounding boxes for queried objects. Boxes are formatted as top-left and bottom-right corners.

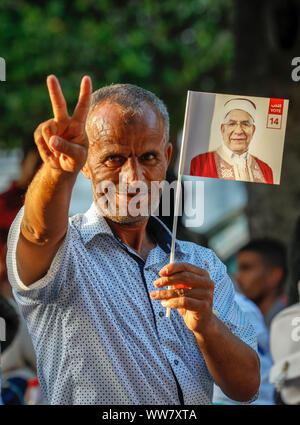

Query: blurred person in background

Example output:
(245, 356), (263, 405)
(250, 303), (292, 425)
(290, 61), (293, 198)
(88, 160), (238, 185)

(268, 214), (300, 405)
(213, 238), (287, 404)
(0, 140), (41, 256)
(0, 141), (40, 404)
(213, 291), (275, 404)
(286, 214), (300, 307)
(0, 294), (19, 405)
(236, 238), (287, 328)
(0, 243), (37, 405)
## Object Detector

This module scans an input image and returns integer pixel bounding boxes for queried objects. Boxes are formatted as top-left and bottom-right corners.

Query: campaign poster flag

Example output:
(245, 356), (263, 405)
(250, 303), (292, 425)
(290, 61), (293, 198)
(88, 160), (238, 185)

(167, 90), (289, 317)
(182, 91), (289, 185)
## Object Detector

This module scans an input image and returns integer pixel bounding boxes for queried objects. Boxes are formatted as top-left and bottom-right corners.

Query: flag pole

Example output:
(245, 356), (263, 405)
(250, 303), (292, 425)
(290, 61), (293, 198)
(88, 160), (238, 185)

(166, 91), (192, 318)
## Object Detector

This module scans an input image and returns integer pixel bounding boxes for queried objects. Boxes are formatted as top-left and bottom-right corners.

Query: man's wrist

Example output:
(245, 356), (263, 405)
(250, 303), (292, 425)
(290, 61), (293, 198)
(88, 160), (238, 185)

(193, 311), (219, 348)
(42, 163), (79, 188)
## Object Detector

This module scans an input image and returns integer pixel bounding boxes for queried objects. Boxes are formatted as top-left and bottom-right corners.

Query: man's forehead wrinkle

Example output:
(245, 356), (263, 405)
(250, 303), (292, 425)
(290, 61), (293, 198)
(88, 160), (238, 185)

(90, 98), (165, 130)
(88, 113), (123, 144)
(86, 101), (166, 155)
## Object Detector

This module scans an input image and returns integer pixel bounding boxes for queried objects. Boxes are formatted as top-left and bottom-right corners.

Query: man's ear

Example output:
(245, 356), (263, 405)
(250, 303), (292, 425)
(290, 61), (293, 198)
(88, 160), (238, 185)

(252, 125), (256, 137)
(81, 163), (91, 180)
(165, 142), (173, 166)
(267, 266), (283, 289)
(221, 123), (225, 136)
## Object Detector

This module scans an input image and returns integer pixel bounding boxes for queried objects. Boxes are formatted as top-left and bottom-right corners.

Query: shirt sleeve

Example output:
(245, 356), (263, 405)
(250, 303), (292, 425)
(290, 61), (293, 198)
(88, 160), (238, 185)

(210, 251), (259, 403)
(210, 253), (257, 351)
(6, 206), (72, 305)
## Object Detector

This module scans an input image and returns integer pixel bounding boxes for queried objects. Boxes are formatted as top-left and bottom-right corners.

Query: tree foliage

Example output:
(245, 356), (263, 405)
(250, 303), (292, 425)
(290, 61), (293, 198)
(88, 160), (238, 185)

(0, 0), (233, 152)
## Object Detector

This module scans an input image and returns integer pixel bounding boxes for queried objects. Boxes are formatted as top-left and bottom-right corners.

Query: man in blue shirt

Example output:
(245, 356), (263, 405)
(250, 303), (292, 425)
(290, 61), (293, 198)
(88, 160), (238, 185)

(6, 75), (260, 404)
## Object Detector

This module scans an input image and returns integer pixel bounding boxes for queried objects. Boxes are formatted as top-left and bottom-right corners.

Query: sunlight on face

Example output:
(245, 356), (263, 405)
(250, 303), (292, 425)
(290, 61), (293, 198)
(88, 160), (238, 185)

(83, 101), (172, 224)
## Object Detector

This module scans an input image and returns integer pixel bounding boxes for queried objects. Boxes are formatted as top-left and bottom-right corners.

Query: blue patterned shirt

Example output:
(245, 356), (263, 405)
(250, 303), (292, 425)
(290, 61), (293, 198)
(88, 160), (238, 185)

(6, 203), (257, 405)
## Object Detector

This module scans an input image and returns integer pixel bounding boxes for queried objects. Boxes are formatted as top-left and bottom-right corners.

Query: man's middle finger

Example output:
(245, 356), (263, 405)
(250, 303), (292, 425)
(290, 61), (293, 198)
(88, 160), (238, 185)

(150, 287), (210, 301)
(72, 75), (92, 124)
(153, 272), (213, 290)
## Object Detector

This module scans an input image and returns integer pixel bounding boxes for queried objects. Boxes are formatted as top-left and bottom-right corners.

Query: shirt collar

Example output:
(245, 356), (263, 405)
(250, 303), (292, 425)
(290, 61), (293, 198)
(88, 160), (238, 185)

(80, 202), (183, 255)
(222, 144), (249, 161)
(79, 202), (114, 245)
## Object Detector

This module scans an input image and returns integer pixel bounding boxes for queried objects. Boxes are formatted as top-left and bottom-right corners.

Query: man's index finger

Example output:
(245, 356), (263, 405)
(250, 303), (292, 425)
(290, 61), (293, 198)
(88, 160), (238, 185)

(46, 75), (69, 122)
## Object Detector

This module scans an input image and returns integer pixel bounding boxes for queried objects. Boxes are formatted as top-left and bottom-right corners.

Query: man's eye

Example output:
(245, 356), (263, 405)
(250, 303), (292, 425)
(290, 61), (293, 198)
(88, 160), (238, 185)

(240, 265), (251, 271)
(141, 153), (156, 161)
(105, 155), (125, 164)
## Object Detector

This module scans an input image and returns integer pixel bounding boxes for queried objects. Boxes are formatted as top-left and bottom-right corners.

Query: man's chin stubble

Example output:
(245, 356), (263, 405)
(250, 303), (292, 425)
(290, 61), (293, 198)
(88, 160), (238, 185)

(103, 214), (150, 225)
(95, 203), (150, 224)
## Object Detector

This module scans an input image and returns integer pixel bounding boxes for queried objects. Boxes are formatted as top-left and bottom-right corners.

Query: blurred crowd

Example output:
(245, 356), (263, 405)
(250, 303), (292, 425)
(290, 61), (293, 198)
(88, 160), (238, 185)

(0, 143), (42, 405)
(0, 143), (300, 405)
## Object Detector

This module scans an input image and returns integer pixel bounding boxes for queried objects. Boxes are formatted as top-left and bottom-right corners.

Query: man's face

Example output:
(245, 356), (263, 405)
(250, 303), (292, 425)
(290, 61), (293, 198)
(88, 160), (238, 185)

(221, 109), (255, 155)
(83, 100), (172, 224)
(236, 250), (271, 303)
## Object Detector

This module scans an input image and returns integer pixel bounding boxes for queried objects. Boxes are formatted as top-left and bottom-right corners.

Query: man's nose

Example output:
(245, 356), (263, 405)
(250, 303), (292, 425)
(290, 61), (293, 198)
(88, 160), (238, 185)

(120, 157), (144, 186)
(233, 122), (244, 133)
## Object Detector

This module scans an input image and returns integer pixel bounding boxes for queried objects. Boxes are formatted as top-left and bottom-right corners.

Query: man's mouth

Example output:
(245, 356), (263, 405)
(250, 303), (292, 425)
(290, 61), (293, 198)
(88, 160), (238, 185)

(116, 191), (150, 202)
(231, 138), (246, 141)
(117, 192), (138, 197)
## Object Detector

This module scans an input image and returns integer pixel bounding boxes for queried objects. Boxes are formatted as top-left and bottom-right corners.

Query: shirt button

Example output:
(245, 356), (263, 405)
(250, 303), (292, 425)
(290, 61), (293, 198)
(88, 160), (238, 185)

(174, 359), (179, 365)
(159, 311), (164, 318)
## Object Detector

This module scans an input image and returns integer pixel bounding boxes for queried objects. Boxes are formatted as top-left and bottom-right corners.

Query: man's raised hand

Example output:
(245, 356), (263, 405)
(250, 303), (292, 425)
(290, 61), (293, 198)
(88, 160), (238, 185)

(34, 75), (92, 173)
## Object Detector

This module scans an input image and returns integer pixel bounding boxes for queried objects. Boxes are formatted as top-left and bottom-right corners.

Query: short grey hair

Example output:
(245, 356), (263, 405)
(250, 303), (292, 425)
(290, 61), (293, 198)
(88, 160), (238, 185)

(87, 83), (169, 142)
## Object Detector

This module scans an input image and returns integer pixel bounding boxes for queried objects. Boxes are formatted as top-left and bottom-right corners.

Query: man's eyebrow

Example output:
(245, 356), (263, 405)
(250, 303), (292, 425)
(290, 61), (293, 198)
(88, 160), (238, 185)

(139, 150), (160, 156)
(105, 153), (126, 158)
(94, 147), (128, 158)
(227, 119), (251, 122)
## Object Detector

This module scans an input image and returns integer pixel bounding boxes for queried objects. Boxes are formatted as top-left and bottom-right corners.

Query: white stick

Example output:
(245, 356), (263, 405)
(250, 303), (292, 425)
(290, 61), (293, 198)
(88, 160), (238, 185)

(166, 91), (192, 318)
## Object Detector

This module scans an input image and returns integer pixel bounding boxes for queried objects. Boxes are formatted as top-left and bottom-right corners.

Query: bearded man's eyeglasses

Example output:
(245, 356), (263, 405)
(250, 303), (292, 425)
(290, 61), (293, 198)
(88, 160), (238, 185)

(223, 120), (254, 130)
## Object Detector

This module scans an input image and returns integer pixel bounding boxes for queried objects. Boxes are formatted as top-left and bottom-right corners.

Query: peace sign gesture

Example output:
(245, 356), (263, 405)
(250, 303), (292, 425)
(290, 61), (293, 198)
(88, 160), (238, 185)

(34, 75), (92, 173)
